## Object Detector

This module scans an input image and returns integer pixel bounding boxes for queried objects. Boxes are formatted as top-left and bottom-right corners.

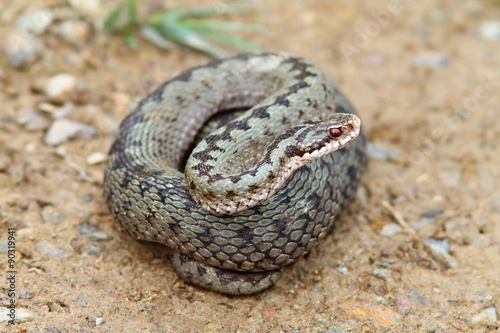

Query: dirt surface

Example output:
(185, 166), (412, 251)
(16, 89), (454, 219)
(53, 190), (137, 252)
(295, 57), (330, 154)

(1, 0), (499, 332)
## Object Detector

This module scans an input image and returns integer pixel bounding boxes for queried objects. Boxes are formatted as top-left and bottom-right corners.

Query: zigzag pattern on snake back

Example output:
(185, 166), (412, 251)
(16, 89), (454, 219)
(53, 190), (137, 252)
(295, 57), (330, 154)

(104, 52), (366, 295)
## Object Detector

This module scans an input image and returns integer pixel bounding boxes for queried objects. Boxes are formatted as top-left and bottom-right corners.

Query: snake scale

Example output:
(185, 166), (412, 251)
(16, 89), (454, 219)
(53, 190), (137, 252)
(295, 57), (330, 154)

(104, 52), (366, 295)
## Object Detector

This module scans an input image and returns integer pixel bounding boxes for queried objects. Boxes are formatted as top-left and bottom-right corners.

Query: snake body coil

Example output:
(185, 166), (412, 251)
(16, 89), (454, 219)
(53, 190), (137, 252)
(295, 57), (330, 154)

(104, 53), (366, 295)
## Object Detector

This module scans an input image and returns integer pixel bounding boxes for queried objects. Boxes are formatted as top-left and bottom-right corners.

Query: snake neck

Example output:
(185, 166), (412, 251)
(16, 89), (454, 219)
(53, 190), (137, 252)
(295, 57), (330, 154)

(185, 114), (361, 215)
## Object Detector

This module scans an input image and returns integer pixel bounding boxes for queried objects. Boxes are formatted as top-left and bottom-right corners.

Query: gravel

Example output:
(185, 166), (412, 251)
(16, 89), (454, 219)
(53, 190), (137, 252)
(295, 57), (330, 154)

(44, 119), (96, 146)
(468, 307), (498, 328)
(44, 73), (78, 102)
(366, 143), (400, 161)
(413, 53), (450, 68)
(0, 307), (34, 323)
(75, 223), (112, 241)
(3, 32), (42, 70)
(423, 238), (458, 269)
(478, 21), (500, 40)
(18, 108), (51, 131)
(36, 240), (69, 259)
(15, 10), (54, 35)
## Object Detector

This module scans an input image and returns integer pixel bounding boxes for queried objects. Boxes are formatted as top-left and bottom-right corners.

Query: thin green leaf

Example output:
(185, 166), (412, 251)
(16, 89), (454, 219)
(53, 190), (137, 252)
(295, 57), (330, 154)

(148, 5), (250, 25)
(127, 0), (138, 26)
(103, 1), (128, 32)
(181, 19), (264, 33)
(196, 29), (260, 51)
(140, 25), (175, 50)
(154, 23), (227, 58)
(123, 31), (138, 49)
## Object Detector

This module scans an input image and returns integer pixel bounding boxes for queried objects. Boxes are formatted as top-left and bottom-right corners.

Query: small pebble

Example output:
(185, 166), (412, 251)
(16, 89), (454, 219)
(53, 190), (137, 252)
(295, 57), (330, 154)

(15, 10), (54, 35)
(366, 143), (400, 161)
(56, 20), (92, 46)
(44, 73), (77, 102)
(420, 209), (443, 218)
(41, 206), (63, 224)
(86, 152), (107, 165)
(395, 295), (412, 316)
(423, 238), (458, 269)
(77, 297), (88, 306)
(379, 223), (402, 236)
(409, 289), (433, 307)
(52, 102), (76, 119)
(413, 53), (450, 68)
(0, 307), (34, 323)
(20, 291), (31, 299)
(439, 168), (462, 187)
(410, 218), (434, 230)
(337, 266), (349, 275)
(371, 267), (392, 279)
(36, 240), (69, 259)
(0, 241), (8, 253)
(478, 21), (500, 40)
(3, 32), (42, 70)
(88, 243), (103, 256)
(68, 0), (102, 16)
(18, 108), (50, 131)
(95, 317), (105, 325)
(44, 119), (96, 146)
(468, 307), (498, 328)
(75, 223), (112, 241)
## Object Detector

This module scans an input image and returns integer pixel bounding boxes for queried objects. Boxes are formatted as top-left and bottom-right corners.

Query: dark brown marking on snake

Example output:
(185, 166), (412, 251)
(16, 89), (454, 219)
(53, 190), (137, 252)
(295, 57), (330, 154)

(283, 57), (318, 81)
(209, 173), (224, 181)
(251, 106), (271, 119)
(228, 120), (251, 131)
(197, 265), (207, 276)
(237, 226), (252, 237)
(225, 190), (237, 200)
(284, 145), (302, 158)
(275, 95), (290, 107)
(191, 151), (215, 161)
(229, 176), (241, 184)
(203, 191), (217, 201)
(191, 163), (214, 176)
(247, 184), (260, 194)
(266, 171), (277, 183)
(175, 95), (186, 106)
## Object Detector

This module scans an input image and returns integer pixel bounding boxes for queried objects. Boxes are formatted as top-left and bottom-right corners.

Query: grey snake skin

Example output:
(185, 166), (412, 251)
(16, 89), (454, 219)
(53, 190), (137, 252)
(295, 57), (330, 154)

(104, 53), (366, 295)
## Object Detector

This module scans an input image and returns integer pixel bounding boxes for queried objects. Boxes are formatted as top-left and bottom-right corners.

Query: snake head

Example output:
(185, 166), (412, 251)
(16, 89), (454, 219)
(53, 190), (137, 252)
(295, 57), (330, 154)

(286, 113), (361, 162)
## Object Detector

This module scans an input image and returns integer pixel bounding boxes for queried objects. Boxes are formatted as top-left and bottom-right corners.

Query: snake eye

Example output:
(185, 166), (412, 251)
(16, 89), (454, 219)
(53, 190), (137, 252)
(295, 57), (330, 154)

(329, 128), (342, 138)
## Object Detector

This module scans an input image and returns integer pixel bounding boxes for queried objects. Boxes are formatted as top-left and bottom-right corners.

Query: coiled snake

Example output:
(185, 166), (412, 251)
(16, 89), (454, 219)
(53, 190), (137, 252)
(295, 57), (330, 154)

(104, 53), (366, 295)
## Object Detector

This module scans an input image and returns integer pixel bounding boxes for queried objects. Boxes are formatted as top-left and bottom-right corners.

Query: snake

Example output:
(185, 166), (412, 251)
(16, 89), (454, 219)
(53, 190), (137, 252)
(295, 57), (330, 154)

(104, 52), (366, 295)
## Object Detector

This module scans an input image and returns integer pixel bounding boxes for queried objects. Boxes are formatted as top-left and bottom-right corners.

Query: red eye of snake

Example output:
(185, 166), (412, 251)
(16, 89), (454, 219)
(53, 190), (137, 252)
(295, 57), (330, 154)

(329, 128), (342, 138)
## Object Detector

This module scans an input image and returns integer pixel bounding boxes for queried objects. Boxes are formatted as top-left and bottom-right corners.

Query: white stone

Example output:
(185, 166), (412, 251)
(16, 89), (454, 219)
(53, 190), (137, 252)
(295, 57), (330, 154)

(45, 73), (77, 101)
(0, 307), (34, 323)
(478, 21), (500, 40)
(16, 9), (54, 35)
(469, 307), (498, 328)
(86, 152), (107, 165)
(44, 119), (96, 146)
(57, 20), (91, 46)
(3, 31), (42, 70)
(68, 0), (101, 17)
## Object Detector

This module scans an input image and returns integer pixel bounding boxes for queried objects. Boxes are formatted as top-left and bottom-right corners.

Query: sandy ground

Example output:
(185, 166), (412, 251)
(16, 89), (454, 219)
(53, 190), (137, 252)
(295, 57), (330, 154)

(0, 0), (499, 332)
